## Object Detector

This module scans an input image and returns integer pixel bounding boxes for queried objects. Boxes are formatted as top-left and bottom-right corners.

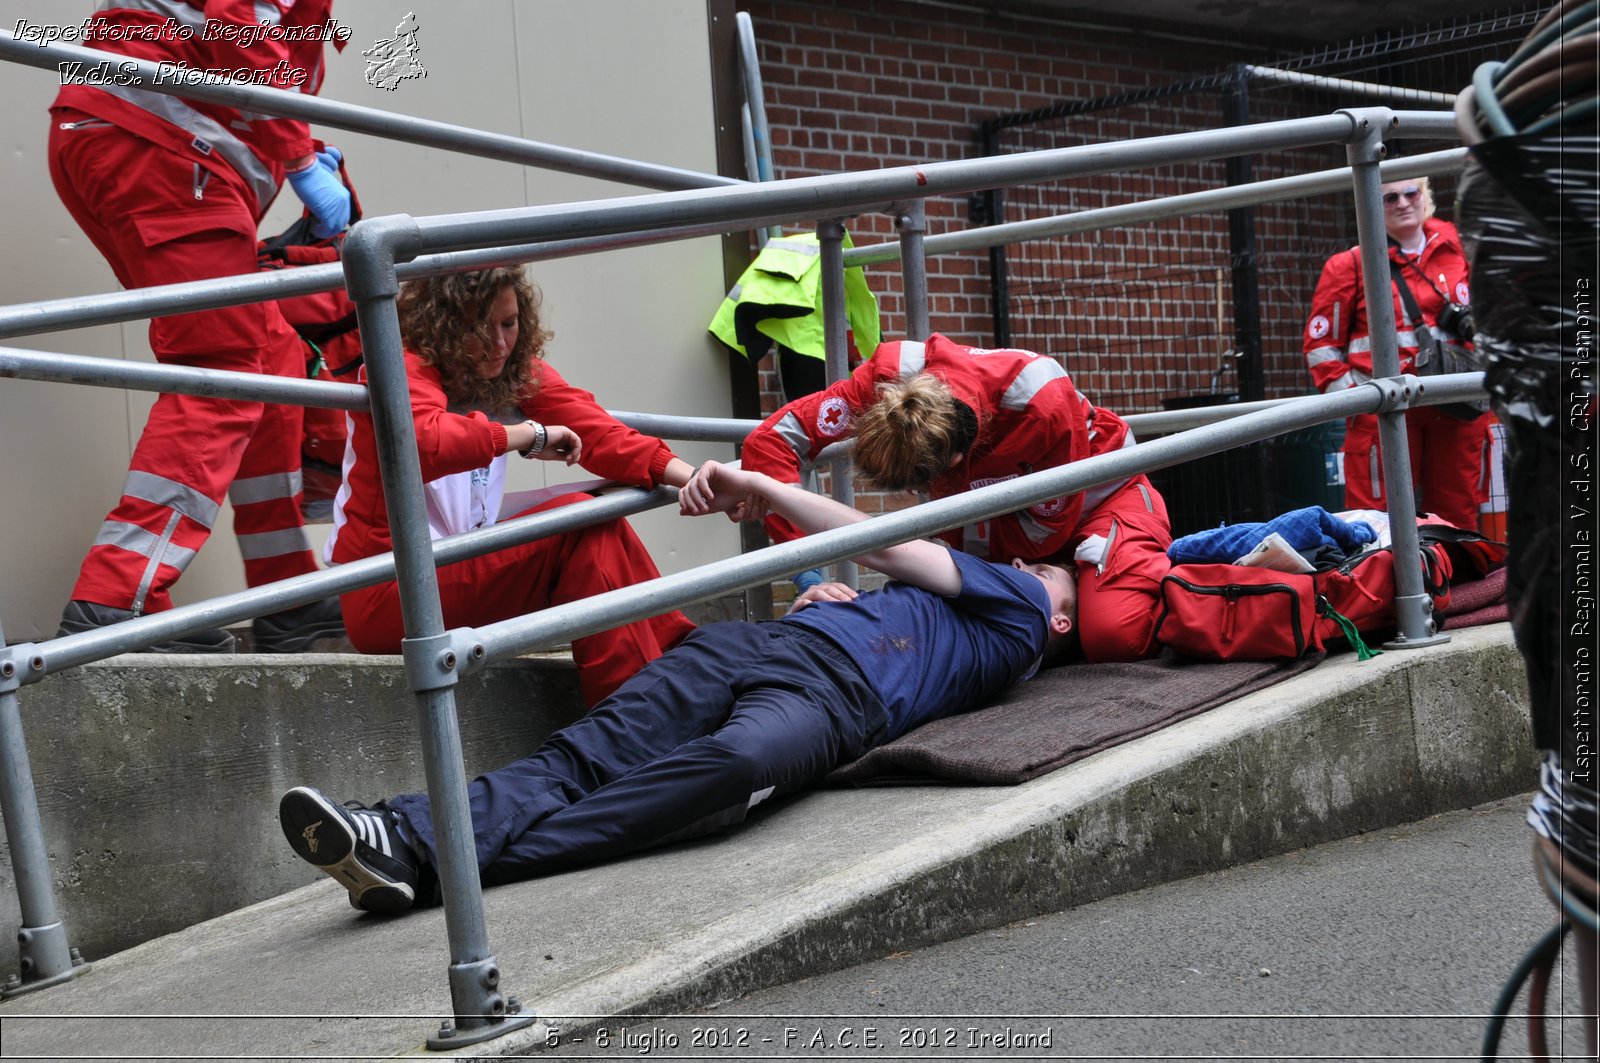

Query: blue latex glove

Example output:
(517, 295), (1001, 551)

(793, 569), (824, 593)
(285, 146), (351, 238)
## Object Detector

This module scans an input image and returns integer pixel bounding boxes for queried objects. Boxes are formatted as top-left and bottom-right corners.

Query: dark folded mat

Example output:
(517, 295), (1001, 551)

(1438, 568), (1508, 629)
(826, 649), (1325, 788)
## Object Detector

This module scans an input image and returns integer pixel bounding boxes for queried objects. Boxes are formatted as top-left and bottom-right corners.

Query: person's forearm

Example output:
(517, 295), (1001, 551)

(659, 457), (695, 488)
(742, 471), (959, 594)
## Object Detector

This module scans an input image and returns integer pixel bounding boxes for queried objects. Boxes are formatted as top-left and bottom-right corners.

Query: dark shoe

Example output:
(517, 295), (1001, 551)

(252, 598), (346, 653)
(279, 786), (418, 915)
(57, 600), (235, 654)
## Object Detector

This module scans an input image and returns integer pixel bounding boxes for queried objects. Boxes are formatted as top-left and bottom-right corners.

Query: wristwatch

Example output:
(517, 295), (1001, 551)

(518, 420), (547, 459)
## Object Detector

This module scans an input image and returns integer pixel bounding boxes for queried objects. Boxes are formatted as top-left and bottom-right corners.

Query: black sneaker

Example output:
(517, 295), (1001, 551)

(252, 598), (346, 653)
(57, 600), (235, 654)
(279, 786), (418, 915)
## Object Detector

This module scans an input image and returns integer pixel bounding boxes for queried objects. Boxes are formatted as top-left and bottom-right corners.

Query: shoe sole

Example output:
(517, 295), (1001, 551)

(278, 787), (414, 916)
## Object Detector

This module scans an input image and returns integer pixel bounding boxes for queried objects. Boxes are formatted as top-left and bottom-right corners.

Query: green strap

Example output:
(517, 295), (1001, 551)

(1324, 602), (1382, 661)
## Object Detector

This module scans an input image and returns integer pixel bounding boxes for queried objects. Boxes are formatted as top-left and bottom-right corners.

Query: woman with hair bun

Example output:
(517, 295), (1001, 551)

(1302, 175), (1492, 529)
(326, 266), (695, 706)
(736, 333), (1171, 663)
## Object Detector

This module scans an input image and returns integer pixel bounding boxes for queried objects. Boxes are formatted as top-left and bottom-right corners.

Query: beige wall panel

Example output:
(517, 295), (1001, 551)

(0, 1), (737, 641)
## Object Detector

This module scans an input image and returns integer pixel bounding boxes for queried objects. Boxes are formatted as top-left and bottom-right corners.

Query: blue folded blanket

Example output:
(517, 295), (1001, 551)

(1168, 506), (1378, 566)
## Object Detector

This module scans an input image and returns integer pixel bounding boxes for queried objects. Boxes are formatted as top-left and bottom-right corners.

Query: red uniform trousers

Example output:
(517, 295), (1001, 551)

(49, 114), (315, 614)
(1342, 407), (1493, 530)
(338, 494), (696, 708)
(1072, 476), (1172, 664)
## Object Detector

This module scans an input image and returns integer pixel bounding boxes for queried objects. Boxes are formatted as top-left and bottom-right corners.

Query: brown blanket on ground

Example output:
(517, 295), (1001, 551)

(825, 571), (1507, 789)
(825, 649), (1325, 787)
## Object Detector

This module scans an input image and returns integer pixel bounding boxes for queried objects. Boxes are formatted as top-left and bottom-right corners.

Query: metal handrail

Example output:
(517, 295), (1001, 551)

(842, 149), (1468, 266)
(454, 375), (1484, 671)
(0, 147), (1463, 345)
(0, 45), (1476, 1047)
(0, 30), (736, 193)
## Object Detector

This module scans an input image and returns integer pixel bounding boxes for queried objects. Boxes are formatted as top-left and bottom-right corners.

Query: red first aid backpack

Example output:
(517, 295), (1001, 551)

(1154, 519), (1506, 662)
(1154, 565), (1320, 661)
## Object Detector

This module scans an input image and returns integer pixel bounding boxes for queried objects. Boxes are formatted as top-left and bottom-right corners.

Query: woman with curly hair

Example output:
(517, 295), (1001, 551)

(326, 266), (695, 706)
(738, 334), (1170, 664)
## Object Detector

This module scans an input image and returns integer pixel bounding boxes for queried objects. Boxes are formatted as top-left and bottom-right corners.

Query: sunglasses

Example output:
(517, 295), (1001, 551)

(1383, 187), (1423, 208)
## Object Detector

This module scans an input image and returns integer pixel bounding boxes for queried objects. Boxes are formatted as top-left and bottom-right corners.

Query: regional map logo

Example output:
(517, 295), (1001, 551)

(364, 12), (425, 91)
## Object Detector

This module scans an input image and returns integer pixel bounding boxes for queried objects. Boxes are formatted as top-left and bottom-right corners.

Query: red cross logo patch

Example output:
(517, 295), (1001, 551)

(817, 397), (852, 437)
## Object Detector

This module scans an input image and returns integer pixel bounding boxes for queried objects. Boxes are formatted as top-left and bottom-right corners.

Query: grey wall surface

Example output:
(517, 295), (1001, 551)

(0, 0), (740, 641)
(0, 654), (583, 962)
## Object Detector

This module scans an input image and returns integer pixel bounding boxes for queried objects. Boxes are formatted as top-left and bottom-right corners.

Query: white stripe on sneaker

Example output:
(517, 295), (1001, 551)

(353, 810), (391, 857)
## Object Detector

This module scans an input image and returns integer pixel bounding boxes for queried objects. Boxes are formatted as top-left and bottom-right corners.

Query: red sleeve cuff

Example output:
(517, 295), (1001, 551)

(648, 445), (676, 485)
(489, 421), (510, 456)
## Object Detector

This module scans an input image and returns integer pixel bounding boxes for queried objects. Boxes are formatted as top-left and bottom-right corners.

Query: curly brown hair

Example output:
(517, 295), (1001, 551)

(853, 373), (978, 492)
(396, 266), (551, 409)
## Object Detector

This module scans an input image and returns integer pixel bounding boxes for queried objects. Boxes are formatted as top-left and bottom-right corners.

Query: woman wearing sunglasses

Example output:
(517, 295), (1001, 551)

(1302, 176), (1493, 531)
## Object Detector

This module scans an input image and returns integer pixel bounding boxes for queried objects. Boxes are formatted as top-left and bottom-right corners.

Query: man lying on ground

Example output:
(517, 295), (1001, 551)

(278, 460), (1078, 914)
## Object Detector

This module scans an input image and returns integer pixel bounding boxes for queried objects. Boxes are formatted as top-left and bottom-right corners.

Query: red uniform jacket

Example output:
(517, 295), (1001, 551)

(54, 0), (344, 216)
(329, 354), (677, 567)
(1303, 218), (1473, 393)
(740, 333), (1134, 563)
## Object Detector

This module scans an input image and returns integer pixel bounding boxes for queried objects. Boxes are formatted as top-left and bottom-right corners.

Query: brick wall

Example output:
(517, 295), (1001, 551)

(736, 0), (1290, 414)
(731, 0), (1526, 550)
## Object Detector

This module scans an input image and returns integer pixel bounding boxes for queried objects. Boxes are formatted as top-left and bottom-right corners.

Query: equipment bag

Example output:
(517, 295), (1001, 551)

(1309, 521), (1507, 655)
(1153, 564), (1321, 661)
(1311, 543), (1452, 657)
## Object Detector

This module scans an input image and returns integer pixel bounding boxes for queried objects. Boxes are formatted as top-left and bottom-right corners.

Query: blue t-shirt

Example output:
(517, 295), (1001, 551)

(782, 551), (1052, 739)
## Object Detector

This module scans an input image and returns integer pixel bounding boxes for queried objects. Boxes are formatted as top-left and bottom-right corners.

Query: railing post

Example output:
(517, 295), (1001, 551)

(895, 200), (931, 342)
(1341, 108), (1448, 649)
(0, 630), (88, 998)
(817, 217), (859, 589)
(340, 217), (537, 1050)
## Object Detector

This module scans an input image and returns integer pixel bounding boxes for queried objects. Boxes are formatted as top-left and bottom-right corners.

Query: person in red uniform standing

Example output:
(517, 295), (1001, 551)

(737, 333), (1171, 663)
(1302, 176), (1493, 530)
(48, 0), (351, 652)
(327, 267), (696, 708)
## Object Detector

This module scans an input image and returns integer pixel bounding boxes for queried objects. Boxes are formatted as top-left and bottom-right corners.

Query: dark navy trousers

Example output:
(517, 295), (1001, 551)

(386, 621), (887, 885)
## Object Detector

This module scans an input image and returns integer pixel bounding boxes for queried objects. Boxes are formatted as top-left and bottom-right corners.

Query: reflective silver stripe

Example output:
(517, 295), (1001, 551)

(727, 283), (742, 300)
(123, 470), (220, 528)
(763, 238), (820, 257)
(896, 340), (926, 378)
(1348, 331), (1416, 354)
(1306, 345), (1345, 367)
(999, 357), (1067, 411)
(236, 527), (313, 561)
(256, 0), (285, 25)
(1331, 302), (1340, 341)
(1015, 510), (1055, 545)
(961, 522), (989, 557)
(229, 471), (303, 506)
(92, 83), (280, 211)
(1098, 519), (1119, 577)
(747, 785), (776, 810)
(1323, 371), (1361, 393)
(93, 516), (198, 569)
(90, 512), (197, 614)
(773, 410), (813, 462)
(1137, 482), (1154, 512)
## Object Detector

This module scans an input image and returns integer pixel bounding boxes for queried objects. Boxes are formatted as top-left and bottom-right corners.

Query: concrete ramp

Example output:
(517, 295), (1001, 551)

(0, 625), (1533, 1060)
